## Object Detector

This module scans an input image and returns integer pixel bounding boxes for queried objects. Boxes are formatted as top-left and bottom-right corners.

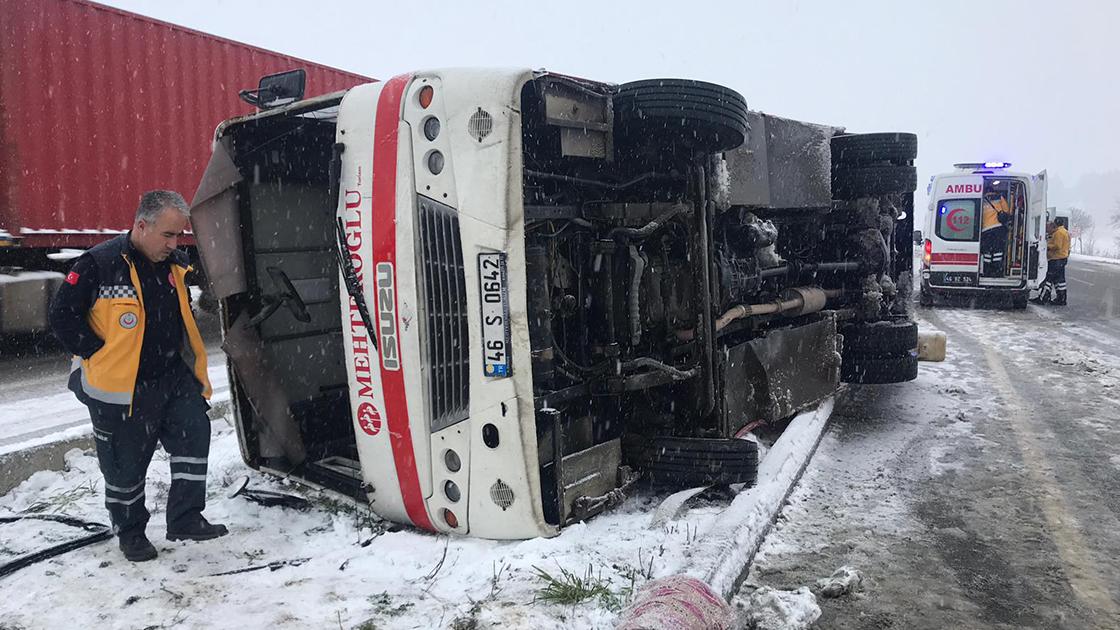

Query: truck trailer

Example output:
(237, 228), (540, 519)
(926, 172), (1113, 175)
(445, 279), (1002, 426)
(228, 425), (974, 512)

(191, 69), (921, 540)
(0, 0), (370, 335)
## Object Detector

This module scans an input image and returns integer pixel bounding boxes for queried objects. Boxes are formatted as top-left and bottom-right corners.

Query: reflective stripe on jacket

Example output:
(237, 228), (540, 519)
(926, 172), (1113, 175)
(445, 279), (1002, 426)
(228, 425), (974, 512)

(64, 234), (210, 405)
(1047, 225), (1071, 260)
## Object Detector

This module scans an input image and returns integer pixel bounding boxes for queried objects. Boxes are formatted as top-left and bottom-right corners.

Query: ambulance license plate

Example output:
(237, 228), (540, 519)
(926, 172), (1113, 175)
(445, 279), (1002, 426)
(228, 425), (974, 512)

(478, 252), (511, 377)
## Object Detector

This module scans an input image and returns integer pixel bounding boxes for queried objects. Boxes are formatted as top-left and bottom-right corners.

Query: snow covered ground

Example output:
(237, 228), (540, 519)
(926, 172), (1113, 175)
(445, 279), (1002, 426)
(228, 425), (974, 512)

(1070, 253), (1120, 265)
(0, 392), (835, 630)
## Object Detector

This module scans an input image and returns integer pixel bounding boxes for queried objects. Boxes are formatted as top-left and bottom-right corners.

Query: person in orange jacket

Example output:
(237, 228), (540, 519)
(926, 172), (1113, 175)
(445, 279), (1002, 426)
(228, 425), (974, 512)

(1039, 220), (1071, 305)
(980, 191), (1012, 276)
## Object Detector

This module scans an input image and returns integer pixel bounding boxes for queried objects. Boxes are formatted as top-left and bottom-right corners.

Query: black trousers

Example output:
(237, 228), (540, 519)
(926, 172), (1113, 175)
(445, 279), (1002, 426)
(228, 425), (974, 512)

(86, 362), (211, 535)
(1045, 257), (1068, 304)
(980, 226), (1008, 276)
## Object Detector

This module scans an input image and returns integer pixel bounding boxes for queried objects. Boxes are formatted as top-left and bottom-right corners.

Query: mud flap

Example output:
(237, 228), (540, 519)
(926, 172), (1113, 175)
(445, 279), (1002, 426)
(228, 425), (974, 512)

(720, 315), (839, 431)
(222, 312), (307, 465)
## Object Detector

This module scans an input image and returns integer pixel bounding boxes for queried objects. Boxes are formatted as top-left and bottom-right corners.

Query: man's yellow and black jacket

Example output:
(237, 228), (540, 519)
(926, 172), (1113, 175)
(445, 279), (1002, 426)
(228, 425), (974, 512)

(49, 234), (211, 408)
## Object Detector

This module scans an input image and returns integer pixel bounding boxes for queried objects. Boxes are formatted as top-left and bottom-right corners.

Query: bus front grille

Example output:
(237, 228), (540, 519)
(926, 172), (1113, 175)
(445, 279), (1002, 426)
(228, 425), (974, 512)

(417, 196), (470, 432)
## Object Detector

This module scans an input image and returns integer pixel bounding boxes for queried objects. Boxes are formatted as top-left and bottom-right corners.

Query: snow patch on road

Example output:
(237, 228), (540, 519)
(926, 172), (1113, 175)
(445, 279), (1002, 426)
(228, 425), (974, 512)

(731, 585), (820, 630)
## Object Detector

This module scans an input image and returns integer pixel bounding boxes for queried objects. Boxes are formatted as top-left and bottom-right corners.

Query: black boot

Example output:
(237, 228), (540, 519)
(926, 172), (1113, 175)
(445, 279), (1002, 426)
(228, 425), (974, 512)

(119, 530), (158, 562)
(1053, 291), (1067, 306)
(167, 515), (229, 542)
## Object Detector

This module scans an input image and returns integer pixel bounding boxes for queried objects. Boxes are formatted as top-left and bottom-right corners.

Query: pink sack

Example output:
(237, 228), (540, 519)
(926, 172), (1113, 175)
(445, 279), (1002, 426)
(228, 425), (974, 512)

(616, 575), (732, 630)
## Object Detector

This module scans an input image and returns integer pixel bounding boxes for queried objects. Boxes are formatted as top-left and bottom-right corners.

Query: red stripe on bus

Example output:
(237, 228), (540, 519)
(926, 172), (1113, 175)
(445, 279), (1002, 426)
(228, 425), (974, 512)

(371, 74), (434, 531)
(930, 253), (978, 264)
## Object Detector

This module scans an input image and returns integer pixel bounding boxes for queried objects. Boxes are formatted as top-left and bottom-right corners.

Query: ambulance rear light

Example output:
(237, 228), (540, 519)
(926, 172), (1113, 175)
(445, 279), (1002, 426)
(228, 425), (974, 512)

(923, 239), (932, 267)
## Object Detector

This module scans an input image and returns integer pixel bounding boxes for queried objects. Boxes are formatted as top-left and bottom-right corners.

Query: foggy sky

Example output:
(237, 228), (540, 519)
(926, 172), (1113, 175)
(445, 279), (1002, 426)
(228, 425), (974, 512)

(101, 0), (1120, 217)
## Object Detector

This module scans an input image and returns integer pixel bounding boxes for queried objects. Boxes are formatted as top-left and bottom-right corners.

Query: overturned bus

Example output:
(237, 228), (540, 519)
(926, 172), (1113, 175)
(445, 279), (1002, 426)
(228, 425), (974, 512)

(190, 68), (919, 540)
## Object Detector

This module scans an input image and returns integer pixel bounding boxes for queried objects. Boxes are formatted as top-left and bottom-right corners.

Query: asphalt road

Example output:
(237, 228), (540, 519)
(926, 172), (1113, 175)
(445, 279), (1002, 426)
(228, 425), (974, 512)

(744, 255), (1120, 629)
(1035, 256), (1120, 352)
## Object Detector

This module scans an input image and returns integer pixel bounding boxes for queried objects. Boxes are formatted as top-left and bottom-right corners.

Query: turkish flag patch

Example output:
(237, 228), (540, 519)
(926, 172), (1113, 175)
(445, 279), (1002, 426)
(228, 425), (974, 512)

(65, 271), (80, 285)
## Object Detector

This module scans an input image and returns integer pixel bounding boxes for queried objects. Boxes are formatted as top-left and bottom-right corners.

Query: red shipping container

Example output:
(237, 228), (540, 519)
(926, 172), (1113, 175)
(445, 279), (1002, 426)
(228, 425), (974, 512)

(0, 0), (372, 250)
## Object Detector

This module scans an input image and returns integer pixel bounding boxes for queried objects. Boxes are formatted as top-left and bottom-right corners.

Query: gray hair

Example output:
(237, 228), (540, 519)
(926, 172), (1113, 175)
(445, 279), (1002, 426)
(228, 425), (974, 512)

(135, 190), (190, 223)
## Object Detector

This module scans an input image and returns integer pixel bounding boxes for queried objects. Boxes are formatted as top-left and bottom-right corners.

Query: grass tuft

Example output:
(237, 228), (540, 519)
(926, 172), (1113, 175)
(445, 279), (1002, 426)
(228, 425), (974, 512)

(533, 564), (623, 611)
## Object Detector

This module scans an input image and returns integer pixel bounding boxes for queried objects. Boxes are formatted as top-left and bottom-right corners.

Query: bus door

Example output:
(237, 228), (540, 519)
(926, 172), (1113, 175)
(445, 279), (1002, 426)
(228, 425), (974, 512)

(1027, 171), (1048, 288)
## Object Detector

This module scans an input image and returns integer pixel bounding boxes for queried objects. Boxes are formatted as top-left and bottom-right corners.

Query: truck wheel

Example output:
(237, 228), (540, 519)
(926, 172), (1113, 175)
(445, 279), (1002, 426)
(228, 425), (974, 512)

(831, 165), (917, 200)
(831, 132), (917, 167)
(624, 435), (758, 488)
(614, 79), (749, 155)
(841, 320), (918, 357)
(841, 353), (918, 384)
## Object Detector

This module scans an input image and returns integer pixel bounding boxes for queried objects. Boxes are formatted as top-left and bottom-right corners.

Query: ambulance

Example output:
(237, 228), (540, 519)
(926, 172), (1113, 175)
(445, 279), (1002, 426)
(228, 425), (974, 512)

(919, 162), (1048, 308)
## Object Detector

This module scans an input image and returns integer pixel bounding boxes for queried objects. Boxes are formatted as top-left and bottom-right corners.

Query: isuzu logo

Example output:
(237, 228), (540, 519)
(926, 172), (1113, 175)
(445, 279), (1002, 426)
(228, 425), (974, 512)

(376, 262), (401, 371)
(944, 184), (982, 194)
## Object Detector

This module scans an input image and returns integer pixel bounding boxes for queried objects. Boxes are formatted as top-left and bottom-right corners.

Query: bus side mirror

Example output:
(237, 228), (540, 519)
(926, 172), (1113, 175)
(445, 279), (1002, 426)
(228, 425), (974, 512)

(239, 69), (307, 110)
(913, 230), (923, 245)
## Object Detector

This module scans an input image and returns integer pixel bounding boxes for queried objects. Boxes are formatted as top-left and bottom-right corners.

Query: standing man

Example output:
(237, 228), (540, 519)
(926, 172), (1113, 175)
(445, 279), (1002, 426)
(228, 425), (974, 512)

(49, 190), (227, 562)
(1044, 219), (1071, 306)
(980, 190), (1012, 276)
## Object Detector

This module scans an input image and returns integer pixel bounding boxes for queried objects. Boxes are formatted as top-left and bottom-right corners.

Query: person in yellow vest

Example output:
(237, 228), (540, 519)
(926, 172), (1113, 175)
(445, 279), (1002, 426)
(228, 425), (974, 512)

(980, 191), (1012, 276)
(49, 191), (226, 562)
(1041, 219), (1071, 305)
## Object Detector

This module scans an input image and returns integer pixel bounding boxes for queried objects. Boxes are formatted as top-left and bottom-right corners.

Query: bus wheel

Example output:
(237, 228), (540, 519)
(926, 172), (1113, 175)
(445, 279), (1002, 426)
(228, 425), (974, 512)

(841, 320), (918, 357)
(614, 79), (749, 156)
(623, 435), (758, 488)
(831, 165), (917, 200)
(840, 353), (919, 384)
(831, 132), (917, 167)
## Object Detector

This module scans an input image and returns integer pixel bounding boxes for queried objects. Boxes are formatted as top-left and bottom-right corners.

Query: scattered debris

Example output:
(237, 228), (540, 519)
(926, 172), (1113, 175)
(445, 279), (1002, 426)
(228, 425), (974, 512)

(815, 565), (863, 598)
(208, 557), (310, 577)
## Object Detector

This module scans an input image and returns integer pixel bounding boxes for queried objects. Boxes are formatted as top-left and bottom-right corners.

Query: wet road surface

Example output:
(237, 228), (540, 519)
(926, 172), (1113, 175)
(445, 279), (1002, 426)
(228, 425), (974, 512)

(744, 259), (1120, 629)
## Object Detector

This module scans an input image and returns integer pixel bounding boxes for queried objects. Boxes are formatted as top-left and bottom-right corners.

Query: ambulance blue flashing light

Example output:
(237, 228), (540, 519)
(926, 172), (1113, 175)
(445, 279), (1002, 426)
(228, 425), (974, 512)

(983, 161), (1011, 169)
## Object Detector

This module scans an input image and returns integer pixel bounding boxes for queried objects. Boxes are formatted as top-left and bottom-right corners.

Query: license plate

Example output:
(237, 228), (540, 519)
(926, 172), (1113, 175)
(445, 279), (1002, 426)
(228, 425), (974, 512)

(943, 273), (973, 285)
(478, 252), (511, 378)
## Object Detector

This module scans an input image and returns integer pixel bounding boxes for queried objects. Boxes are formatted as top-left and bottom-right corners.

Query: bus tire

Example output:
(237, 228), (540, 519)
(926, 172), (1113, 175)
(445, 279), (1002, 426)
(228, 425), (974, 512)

(841, 320), (918, 357)
(831, 132), (917, 167)
(841, 353), (919, 384)
(614, 79), (749, 155)
(624, 435), (758, 488)
(832, 165), (917, 200)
